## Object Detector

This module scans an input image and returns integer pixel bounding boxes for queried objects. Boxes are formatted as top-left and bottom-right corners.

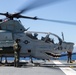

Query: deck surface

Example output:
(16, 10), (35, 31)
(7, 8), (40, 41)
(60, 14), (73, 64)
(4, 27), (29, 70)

(0, 60), (76, 75)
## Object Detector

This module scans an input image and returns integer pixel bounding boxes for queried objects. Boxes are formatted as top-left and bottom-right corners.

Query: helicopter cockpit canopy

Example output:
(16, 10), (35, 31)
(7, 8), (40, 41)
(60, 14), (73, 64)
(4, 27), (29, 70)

(26, 31), (63, 44)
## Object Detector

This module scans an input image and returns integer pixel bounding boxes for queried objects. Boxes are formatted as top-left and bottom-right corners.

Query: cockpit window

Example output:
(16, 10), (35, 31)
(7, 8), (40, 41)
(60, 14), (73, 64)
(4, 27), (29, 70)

(26, 33), (34, 39)
(26, 32), (62, 44)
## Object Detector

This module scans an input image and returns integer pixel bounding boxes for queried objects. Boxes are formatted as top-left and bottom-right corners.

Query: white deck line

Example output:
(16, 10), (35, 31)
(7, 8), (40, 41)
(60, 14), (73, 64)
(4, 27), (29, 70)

(53, 60), (76, 75)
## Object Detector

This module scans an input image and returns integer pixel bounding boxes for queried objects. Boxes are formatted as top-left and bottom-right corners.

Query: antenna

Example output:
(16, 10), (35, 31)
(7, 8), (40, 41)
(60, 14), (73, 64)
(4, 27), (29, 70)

(61, 32), (64, 41)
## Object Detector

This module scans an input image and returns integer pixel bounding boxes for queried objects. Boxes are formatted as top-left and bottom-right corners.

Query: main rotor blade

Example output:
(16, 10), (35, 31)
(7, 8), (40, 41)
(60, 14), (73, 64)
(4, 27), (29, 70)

(37, 18), (76, 25)
(19, 0), (62, 14)
(0, 12), (9, 17)
(0, 13), (6, 15)
(18, 15), (76, 25)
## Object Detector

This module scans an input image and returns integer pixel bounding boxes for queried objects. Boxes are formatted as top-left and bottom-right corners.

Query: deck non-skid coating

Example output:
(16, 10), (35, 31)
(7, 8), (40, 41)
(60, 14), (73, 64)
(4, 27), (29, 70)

(53, 60), (76, 75)
(0, 60), (76, 75)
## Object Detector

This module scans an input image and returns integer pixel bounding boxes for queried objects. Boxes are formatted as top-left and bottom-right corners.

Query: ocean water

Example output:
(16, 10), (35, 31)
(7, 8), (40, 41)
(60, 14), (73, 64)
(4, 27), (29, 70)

(59, 55), (76, 60)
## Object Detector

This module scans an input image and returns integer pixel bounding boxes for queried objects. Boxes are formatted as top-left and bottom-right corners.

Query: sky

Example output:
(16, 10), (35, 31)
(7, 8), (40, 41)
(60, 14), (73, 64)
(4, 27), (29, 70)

(0, 0), (76, 46)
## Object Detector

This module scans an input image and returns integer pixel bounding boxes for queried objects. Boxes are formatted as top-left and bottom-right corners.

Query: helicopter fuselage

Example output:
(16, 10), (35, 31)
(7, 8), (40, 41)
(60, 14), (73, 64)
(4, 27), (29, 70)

(14, 32), (74, 59)
(0, 20), (74, 60)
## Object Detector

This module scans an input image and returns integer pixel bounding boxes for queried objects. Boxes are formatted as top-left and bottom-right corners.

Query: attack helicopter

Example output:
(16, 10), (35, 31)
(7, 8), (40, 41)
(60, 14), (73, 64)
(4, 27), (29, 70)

(0, 0), (74, 67)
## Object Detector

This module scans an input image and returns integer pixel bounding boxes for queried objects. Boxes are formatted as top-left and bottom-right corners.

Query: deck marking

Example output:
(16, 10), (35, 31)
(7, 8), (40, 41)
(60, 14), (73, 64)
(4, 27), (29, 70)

(53, 60), (76, 75)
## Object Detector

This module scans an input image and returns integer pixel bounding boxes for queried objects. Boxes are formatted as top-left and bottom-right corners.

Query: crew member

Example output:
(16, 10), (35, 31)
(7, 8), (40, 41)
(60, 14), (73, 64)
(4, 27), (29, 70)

(14, 39), (21, 67)
(33, 33), (38, 39)
(67, 51), (72, 63)
(45, 35), (51, 43)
